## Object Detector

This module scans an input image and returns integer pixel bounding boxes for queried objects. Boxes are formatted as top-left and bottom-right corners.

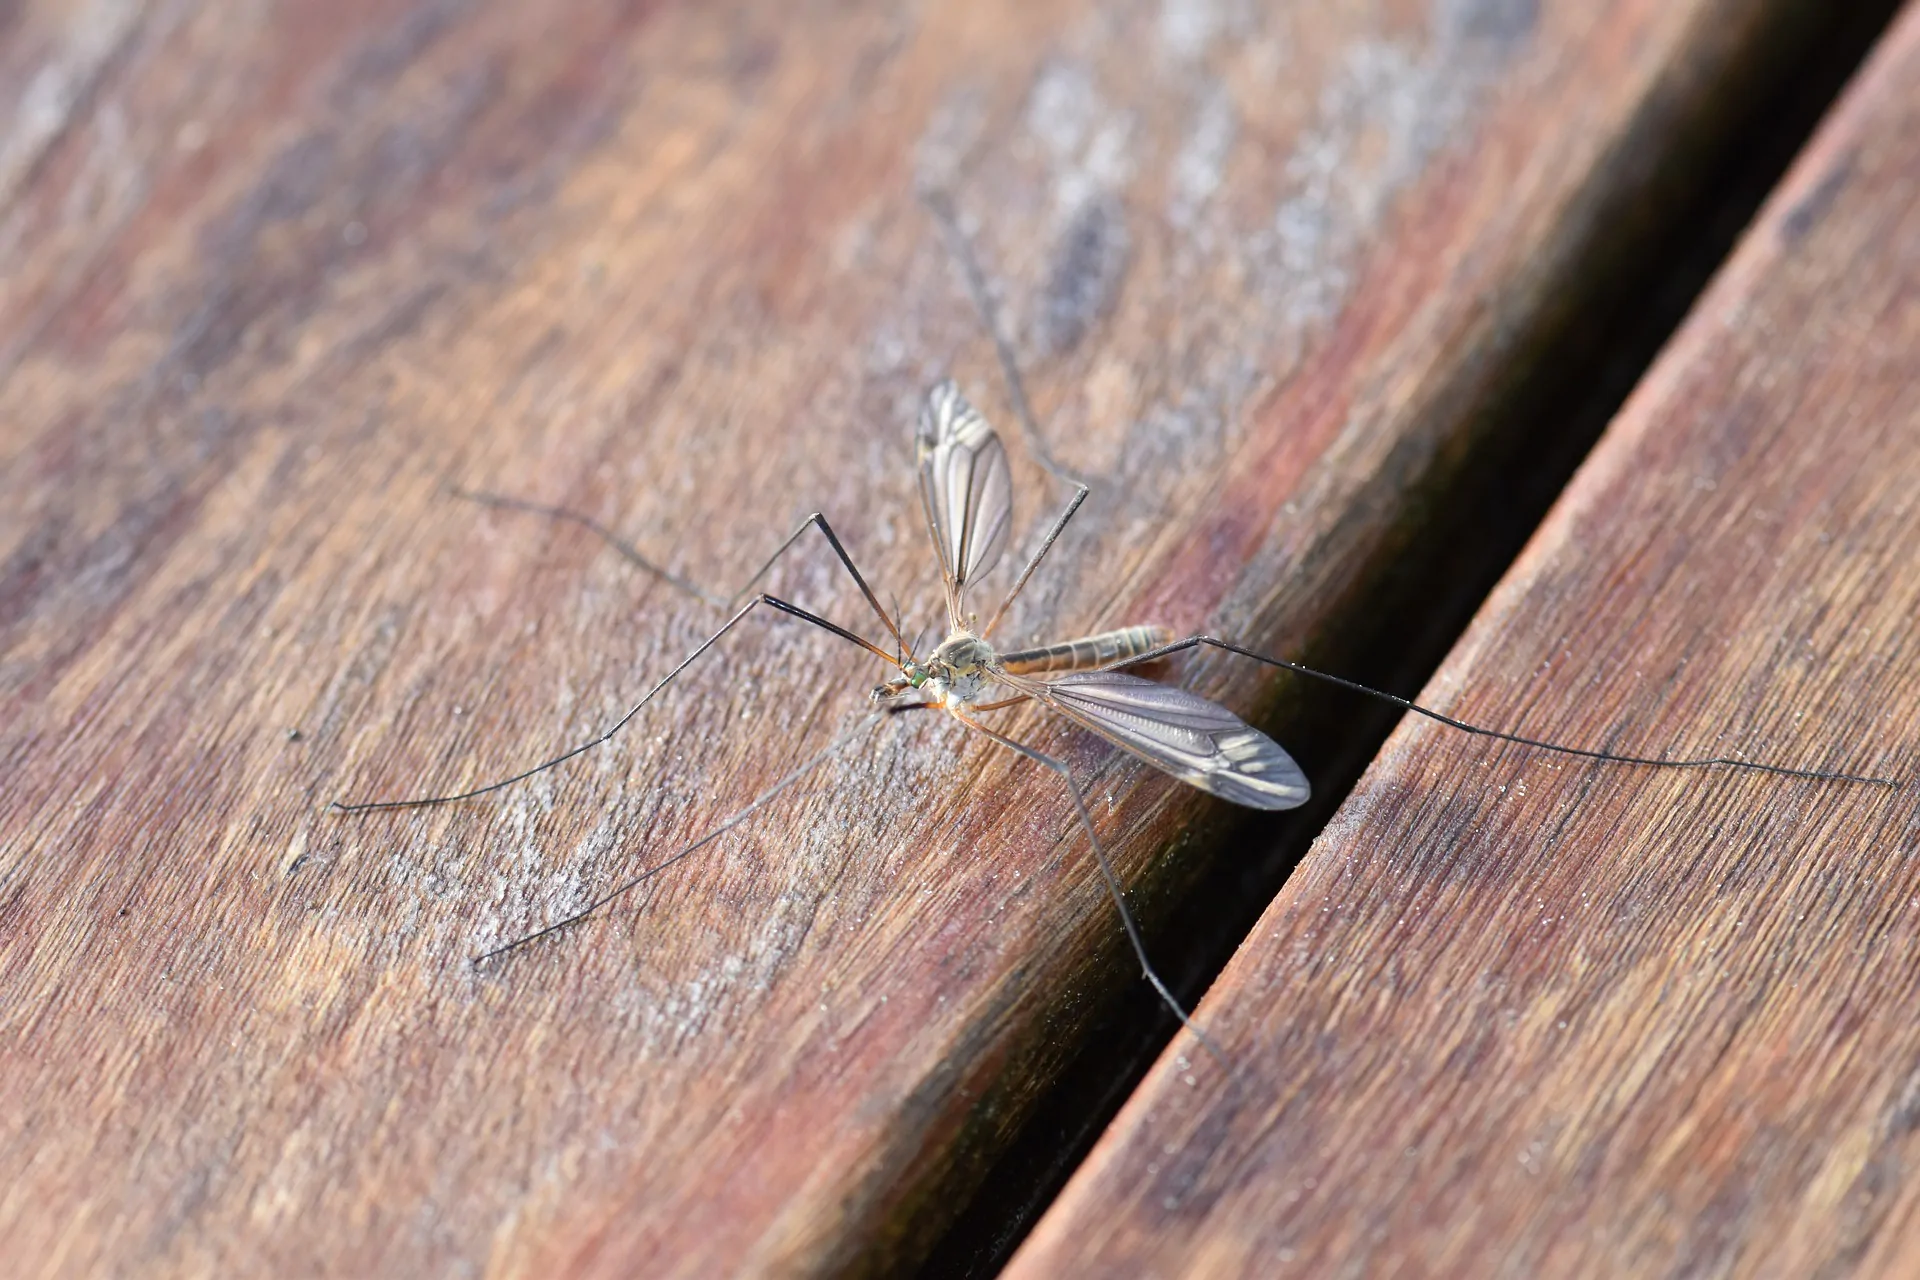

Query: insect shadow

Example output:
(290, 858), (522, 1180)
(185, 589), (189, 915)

(334, 193), (1896, 1052)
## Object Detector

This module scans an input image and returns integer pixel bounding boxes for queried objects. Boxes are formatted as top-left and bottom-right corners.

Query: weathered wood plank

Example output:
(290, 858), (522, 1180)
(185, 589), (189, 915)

(0, 0), (1879, 1274)
(1010, 6), (1920, 1276)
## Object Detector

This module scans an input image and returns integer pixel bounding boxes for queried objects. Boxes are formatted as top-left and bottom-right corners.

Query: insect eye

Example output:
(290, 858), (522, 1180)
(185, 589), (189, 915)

(908, 670), (927, 688)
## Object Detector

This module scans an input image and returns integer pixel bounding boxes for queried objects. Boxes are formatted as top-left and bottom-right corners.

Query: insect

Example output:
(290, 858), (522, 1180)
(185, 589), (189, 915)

(334, 205), (1896, 1046)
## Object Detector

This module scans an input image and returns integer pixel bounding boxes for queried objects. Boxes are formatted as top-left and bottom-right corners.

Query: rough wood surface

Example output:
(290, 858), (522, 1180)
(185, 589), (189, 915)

(1010, 6), (1920, 1276)
(0, 0), (1873, 1274)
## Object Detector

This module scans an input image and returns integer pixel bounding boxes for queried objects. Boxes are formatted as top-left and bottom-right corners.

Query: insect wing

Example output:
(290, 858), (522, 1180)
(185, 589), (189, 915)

(1024, 669), (1310, 810)
(917, 380), (1013, 597)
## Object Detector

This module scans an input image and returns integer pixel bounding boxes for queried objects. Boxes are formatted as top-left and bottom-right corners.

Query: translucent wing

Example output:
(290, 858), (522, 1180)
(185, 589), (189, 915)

(1013, 669), (1310, 810)
(917, 380), (1012, 609)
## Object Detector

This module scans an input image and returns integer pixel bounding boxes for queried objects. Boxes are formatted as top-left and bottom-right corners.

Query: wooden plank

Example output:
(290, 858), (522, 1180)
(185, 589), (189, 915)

(0, 0), (1875, 1274)
(1009, 6), (1920, 1276)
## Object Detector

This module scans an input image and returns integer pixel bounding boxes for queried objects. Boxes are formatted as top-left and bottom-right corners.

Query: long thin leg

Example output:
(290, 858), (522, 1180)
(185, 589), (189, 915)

(448, 486), (728, 606)
(979, 481), (1089, 641)
(921, 190), (1081, 487)
(332, 594), (896, 813)
(1113, 635), (1901, 787)
(950, 709), (1227, 1065)
(967, 695), (1032, 712)
(452, 487), (907, 658)
(921, 191), (1095, 641)
(473, 711), (889, 964)
(712, 513), (909, 657)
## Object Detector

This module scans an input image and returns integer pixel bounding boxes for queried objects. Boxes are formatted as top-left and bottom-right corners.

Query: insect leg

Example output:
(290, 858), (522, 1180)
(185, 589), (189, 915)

(447, 486), (728, 606)
(949, 709), (1228, 1065)
(332, 594), (895, 813)
(966, 696), (1032, 712)
(450, 483), (907, 657)
(474, 711), (888, 964)
(979, 481), (1089, 641)
(1111, 635), (1900, 787)
(921, 191), (1096, 642)
(920, 189), (1081, 487)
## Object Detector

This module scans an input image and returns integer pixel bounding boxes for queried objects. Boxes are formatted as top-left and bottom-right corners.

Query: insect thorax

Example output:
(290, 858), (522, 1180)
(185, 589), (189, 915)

(925, 632), (999, 706)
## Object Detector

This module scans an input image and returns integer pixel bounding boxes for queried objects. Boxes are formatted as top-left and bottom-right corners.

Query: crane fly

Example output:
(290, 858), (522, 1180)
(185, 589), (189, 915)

(878, 380), (1308, 811)
(334, 377), (1317, 1042)
(333, 378), (1897, 1045)
(334, 207), (1898, 1048)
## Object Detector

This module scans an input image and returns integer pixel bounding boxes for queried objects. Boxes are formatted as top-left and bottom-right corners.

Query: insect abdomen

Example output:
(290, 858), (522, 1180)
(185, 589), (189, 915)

(999, 625), (1172, 674)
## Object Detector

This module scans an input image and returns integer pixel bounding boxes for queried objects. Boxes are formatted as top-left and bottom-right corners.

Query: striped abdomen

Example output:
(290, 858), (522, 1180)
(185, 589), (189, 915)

(998, 625), (1173, 675)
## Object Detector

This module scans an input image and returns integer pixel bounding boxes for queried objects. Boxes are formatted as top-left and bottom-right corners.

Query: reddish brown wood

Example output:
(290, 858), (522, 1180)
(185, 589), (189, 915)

(1011, 6), (1920, 1276)
(0, 0), (1876, 1273)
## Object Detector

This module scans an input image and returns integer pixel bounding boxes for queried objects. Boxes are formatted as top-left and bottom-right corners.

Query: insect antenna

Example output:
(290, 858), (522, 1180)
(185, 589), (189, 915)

(473, 712), (888, 964)
(1116, 635), (1901, 787)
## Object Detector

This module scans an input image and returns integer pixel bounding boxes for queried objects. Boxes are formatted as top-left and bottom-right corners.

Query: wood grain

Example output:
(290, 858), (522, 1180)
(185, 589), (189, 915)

(1010, 5), (1920, 1276)
(0, 0), (1878, 1274)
